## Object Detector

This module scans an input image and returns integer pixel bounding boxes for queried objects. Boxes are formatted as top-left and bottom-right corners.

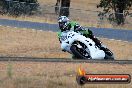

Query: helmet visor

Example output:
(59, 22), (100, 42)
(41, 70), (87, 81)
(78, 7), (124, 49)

(59, 22), (66, 29)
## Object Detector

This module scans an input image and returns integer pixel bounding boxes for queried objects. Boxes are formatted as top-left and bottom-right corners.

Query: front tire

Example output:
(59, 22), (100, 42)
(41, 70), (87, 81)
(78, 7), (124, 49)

(70, 44), (91, 59)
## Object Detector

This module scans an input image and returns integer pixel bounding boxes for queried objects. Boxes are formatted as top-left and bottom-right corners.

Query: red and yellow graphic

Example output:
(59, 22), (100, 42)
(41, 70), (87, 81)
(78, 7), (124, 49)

(76, 66), (131, 85)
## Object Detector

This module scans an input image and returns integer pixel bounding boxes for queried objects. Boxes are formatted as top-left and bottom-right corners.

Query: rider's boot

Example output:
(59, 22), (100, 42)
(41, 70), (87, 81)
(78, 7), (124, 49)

(92, 37), (108, 51)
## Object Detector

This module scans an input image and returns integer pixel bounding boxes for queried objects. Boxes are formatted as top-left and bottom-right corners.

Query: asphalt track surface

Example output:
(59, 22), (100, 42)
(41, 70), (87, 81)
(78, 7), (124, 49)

(0, 18), (132, 42)
(0, 57), (132, 64)
(0, 18), (132, 64)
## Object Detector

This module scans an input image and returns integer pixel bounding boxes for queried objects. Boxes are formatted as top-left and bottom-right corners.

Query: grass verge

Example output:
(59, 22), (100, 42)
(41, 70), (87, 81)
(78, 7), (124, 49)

(0, 61), (132, 88)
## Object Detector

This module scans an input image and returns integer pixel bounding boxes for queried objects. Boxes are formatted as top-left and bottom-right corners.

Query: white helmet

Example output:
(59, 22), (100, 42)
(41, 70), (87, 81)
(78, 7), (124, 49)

(58, 16), (69, 23)
(58, 16), (69, 31)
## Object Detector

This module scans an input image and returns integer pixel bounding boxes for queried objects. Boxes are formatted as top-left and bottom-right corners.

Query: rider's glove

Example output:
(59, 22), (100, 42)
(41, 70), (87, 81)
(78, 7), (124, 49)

(74, 24), (83, 32)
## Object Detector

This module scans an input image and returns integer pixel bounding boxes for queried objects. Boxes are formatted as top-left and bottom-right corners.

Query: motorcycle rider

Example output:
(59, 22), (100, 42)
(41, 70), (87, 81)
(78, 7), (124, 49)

(57, 16), (102, 48)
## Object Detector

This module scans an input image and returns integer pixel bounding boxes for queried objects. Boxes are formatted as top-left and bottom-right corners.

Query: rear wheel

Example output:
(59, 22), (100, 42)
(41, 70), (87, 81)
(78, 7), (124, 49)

(70, 41), (91, 59)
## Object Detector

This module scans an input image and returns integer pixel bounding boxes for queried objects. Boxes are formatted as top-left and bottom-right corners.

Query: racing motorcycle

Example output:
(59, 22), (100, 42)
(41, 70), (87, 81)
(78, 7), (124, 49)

(60, 30), (114, 60)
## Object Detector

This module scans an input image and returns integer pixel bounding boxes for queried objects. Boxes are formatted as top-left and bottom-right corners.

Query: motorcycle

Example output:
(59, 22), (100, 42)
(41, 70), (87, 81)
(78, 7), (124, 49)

(59, 30), (114, 60)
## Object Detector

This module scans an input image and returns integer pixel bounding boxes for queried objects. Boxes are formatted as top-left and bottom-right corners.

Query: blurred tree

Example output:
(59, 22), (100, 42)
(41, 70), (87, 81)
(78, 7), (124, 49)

(0, 0), (39, 16)
(97, 0), (132, 25)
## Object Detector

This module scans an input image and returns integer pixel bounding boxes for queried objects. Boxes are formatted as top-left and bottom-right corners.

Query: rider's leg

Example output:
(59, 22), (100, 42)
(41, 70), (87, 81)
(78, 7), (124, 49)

(92, 36), (107, 50)
(92, 37), (102, 47)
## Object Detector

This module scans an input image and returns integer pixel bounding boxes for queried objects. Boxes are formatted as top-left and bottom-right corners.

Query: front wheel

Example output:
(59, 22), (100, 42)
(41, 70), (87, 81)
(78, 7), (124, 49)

(70, 42), (91, 59)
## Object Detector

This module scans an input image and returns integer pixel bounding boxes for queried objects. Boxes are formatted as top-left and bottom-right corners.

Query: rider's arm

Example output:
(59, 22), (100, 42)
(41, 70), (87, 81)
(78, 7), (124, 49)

(67, 21), (79, 31)
(69, 21), (94, 37)
(78, 28), (93, 38)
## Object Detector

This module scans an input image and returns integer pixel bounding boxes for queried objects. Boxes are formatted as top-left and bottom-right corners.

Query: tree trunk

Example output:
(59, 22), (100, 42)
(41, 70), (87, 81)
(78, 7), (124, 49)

(115, 0), (125, 25)
(115, 9), (124, 25)
(55, 0), (61, 14)
(59, 0), (70, 17)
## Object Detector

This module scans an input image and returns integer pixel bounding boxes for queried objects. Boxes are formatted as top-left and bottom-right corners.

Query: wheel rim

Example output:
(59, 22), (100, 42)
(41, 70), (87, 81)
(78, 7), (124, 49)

(75, 42), (91, 58)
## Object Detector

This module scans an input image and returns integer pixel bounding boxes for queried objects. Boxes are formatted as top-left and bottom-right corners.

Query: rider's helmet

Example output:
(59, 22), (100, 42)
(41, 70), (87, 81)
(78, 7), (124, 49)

(58, 16), (69, 31)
